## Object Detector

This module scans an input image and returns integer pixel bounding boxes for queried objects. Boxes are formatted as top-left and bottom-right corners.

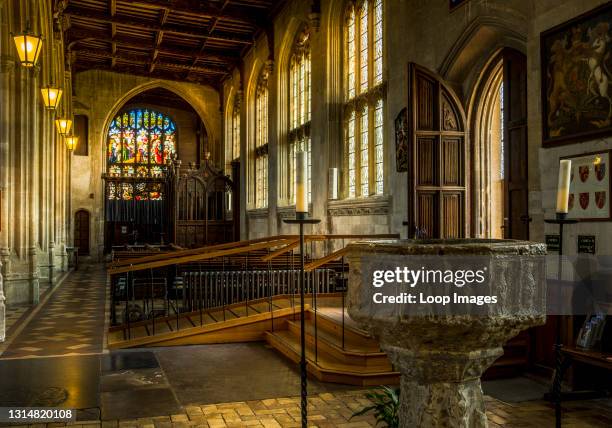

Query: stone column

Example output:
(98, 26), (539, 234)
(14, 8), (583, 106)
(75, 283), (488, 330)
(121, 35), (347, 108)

(48, 241), (55, 286)
(0, 260), (5, 342)
(29, 246), (39, 304)
(346, 239), (546, 428)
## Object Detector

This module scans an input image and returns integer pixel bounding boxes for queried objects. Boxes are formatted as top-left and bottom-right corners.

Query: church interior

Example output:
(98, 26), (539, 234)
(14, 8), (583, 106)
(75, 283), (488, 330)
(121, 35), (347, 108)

(1, 0), (612, 426)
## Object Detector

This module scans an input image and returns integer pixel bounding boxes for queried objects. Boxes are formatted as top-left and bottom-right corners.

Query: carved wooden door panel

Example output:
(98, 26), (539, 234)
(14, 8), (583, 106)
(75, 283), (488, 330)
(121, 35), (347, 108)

(406, 63), (467, 239)
(503, 49), (529, 240)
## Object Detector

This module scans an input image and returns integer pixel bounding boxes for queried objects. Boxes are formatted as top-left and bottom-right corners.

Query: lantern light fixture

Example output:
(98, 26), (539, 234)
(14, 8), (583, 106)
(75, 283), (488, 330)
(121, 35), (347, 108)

(64, 135), (78, 151)
(55, 117), (72, 136)
(40, 85), (63, 110)
(12, 26), (43, 68)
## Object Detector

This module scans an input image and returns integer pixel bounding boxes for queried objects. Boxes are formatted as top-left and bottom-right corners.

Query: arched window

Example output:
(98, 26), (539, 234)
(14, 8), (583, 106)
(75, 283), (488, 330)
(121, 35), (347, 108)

(255, 70), (269, 209)
(106, 108), (176, 200)
(344, 0), (384, 198)
(288, 29), (311, 205)
(226, 94), (241, 177)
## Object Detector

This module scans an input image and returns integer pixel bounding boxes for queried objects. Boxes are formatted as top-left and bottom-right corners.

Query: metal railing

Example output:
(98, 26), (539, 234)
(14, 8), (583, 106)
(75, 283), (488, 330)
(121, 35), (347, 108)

(110, 266), (339, 341)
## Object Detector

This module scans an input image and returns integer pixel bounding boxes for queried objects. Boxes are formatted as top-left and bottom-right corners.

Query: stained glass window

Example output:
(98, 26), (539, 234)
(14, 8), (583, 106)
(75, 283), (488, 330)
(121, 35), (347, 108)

(106, 108), (176, 200)
(255, 71), (269, 209)
(289, 29), (312, 205)
(226, 95), (241, 177)
(344, 0), (385, 198)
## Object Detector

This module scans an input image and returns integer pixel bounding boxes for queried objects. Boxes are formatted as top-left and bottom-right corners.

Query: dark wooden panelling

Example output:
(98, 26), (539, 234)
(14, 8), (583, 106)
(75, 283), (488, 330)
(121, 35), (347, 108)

(407, 63), (467, 239)
(417, 192), (437, 238)
(442, 137), (462, 186)
(503, 49), (529, 240)
(417, 137), (436, 186)
(416, 72), (436, 131)
(442, 192), (463, 238)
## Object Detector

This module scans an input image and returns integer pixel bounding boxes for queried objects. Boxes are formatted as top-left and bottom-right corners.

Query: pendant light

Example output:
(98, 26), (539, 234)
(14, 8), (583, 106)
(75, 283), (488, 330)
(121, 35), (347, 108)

(55, 117), (72, 136)
(40, 85), (63, 110)
(64, 135), (78, 151)
(13, 29), (43, 68)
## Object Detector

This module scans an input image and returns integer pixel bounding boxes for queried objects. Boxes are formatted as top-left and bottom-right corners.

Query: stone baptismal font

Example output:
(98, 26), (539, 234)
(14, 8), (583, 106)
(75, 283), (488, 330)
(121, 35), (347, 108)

(346, 239), (547, 427)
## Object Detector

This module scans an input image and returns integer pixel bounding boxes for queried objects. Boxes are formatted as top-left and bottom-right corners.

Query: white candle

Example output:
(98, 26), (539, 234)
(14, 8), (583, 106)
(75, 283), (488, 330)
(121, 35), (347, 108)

(556, 159), (572, 214)
(296, 151), (308, 213)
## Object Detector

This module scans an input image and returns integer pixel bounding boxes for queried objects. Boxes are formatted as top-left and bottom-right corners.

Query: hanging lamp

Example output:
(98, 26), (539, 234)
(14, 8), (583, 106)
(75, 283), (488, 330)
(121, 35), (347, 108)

(64, 134), (78, 151)
(40, 85), (63, 110)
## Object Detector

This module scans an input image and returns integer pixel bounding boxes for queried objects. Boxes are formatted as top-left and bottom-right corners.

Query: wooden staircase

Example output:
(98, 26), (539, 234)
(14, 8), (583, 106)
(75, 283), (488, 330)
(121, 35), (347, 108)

(265, 308), (400, 386)
(108, 296), (303, 349)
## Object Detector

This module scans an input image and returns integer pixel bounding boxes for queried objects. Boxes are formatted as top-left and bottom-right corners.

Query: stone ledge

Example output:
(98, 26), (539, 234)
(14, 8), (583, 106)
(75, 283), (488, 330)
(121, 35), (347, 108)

(327, 196), (391, 217)
(247, 208), (270, 219)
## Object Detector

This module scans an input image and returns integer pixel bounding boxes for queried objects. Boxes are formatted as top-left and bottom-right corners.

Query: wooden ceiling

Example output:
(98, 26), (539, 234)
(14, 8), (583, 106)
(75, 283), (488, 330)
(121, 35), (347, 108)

(58, 0), (284, 88)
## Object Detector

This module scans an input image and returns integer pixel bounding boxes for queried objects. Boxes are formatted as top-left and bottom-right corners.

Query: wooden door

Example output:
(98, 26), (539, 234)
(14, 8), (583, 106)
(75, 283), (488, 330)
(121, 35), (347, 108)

(407, 63), (467, 239)
(74, 210), (90, 256)
(503, 49), (530, 239)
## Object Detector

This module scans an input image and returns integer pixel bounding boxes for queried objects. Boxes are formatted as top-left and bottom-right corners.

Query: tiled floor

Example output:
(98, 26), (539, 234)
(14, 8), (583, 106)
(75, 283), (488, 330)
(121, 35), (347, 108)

(0, 264), (107, 359)
(1, 391), (611, 427)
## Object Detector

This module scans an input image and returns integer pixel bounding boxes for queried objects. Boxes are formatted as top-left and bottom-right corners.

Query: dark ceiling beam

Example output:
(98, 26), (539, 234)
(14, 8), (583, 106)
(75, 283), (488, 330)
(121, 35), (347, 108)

(74, 49), (228, 74)
(186, 0), (230, 79)
(124, 0), (262, 26)
(73, 61), (219, 89)
(110, 0), (117, 68)
(66, 29), (240, 64)
(64, 6), (254, 44)
(150, 8), (169, 73)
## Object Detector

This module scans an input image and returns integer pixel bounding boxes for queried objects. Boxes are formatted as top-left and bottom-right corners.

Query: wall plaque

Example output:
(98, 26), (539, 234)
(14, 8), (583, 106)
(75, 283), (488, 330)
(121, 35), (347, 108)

(577, 235), (596, 254)
(545, 234), (560, 252)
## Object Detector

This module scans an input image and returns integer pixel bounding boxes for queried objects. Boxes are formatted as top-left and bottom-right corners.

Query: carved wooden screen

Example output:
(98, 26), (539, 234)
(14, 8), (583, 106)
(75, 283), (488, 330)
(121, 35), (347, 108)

(173, 163), (237, 248)
(406, 63), (467, 239)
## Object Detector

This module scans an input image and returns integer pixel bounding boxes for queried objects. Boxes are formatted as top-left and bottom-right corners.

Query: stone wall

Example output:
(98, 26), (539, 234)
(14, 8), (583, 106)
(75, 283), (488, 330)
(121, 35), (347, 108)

(71, 71), (221, 260)
(529, 0), (612, 280)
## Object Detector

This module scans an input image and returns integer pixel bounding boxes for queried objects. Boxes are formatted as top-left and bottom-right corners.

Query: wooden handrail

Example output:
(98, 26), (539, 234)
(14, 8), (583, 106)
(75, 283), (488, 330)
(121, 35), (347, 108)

(305, 247), (349, 272)
(109, 236), (289, 268)
(109, 234), (400, 274)
(109, 238), (295, 274)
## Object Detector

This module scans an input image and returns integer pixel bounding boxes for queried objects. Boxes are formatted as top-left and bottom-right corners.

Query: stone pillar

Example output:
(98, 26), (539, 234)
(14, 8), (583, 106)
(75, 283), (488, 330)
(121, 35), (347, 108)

(0, 260), (5, 342)
(346, 239), (546, 428)
(29, 246), (39, 305)
(48, 241), (55, 286)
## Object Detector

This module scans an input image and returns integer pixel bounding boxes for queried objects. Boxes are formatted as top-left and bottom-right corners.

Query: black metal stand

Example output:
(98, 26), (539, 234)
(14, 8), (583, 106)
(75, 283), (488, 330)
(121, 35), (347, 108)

(283, 212), (320, 428)
(544, 212), (578, 428)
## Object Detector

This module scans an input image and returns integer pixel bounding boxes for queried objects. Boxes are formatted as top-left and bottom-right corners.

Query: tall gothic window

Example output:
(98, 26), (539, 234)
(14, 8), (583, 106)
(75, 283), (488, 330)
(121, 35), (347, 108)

(255, 71), (269, 209)
(106, 108), (176, 200)
(344, 0), (384, 198)
(226, 94), (241, 177)
(288, 29), (312, 205)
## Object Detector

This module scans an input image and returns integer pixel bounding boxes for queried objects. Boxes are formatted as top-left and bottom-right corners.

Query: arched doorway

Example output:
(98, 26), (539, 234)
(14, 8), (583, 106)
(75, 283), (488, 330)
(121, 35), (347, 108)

(472, 48), (529, 240)
(74, 210), (90, 256)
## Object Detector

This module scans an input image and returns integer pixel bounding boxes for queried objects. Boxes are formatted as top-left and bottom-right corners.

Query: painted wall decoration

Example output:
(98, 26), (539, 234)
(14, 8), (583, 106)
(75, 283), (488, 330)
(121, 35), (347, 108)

(563, 150), (611, 221)
(541, 3), (612, 146)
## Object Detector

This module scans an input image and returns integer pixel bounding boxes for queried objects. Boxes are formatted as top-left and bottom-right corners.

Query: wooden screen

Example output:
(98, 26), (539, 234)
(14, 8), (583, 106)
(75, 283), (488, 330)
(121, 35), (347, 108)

(406, 63), (467, 239)
(74, 209), (90, 255)
(172, 161), (237, 248)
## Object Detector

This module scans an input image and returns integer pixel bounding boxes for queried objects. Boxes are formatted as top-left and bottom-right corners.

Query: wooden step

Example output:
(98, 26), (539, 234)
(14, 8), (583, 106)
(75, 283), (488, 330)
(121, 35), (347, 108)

(305, 308), (380, 349)
(265, 330), (399, 387)
(286, 319), (392, 369)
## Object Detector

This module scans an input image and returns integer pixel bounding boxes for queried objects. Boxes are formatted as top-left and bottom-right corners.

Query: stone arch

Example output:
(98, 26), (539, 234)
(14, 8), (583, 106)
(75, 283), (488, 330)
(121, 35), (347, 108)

(468, 51), (504, 238)
(439, 15), (527, 104)
(101, 80), (218, 165)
